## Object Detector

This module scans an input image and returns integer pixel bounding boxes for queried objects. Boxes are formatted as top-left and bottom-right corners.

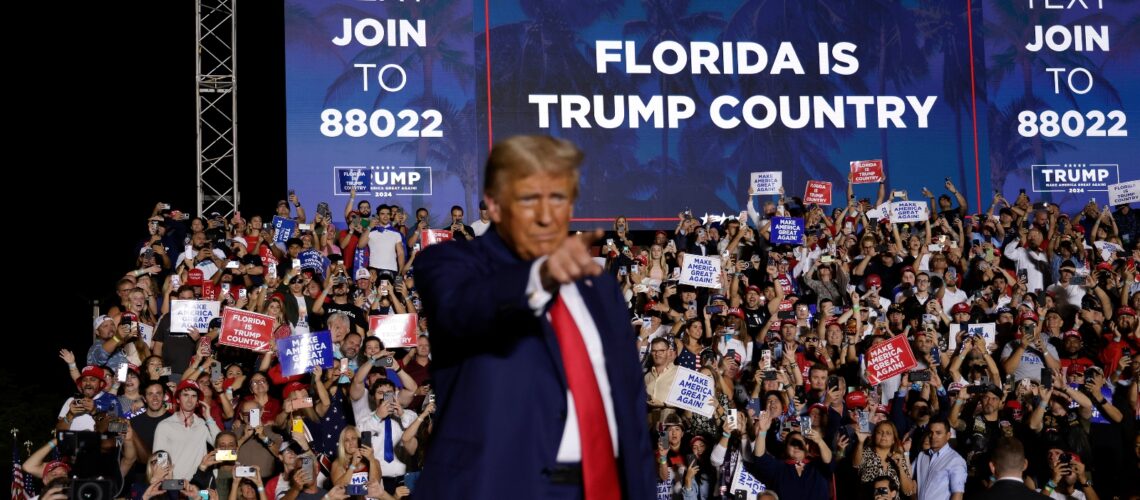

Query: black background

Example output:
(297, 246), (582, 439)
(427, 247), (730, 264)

(8, 1), (287, 458)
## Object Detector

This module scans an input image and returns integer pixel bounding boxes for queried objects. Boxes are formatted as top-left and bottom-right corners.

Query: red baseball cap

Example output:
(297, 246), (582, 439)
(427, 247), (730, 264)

(845, 390), (869, 409)
(176, 379), (203, 398)
(76, 366), (107, 390)
(865, 274), (882, 288)
(951, 302), (970, 315)
(1118, 306), (1136, 318)
(746, 285), (762, 295)
(1062, 330), (1082, 340)
(187, 269), (205, 286)
(1018, 311), (1039, 324)
(283, 382), (309, 399)
(42, 461), (70, 477)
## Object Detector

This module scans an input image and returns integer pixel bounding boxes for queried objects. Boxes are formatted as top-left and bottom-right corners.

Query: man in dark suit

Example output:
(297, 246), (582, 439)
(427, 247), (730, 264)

(977, 438), (1049, 500)
(413, 135), (654, 499)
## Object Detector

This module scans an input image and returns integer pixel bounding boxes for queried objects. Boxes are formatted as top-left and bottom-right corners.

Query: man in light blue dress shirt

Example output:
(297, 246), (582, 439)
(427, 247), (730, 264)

(912, 417), (967, 500)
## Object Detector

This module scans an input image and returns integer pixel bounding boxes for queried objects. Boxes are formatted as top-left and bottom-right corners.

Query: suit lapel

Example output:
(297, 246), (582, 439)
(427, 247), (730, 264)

(572, 279), (630, 406)
(479, 229), (569, 390)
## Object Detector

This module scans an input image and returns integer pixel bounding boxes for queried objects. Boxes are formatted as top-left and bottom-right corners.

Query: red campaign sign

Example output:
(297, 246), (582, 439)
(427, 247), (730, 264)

(260, 246), (277, 265)
(804, 181), (833, 205)
(865, 334), (918, 385)
(369, 313), (418, 348)
(200, 282), (218, 301)
(849, 160), (884, 184)
(422, 230), (453, 247)
(218, 308), (274, 352)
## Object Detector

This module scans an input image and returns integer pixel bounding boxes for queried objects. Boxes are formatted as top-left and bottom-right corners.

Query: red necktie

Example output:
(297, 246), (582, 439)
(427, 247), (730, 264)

(549, 295), (621, 500)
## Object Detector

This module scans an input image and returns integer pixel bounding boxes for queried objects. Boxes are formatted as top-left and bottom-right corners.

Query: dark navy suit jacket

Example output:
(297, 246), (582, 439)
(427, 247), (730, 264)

(412, 228), (655, 499)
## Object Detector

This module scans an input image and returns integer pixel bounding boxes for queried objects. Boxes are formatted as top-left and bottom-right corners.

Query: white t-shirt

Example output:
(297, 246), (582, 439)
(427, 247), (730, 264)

(470, 219), (490, 237)
(293, 296), (311, 335)
(57, 398), (96, 431)
(1047, 283), (1085, 308)
(367, 229), (403, 271)
(941, 288), (968, 315)
(716, 336), (753, 366)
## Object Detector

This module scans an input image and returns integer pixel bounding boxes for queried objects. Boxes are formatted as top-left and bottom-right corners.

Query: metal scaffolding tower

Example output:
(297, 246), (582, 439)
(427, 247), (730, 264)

(197, 0), (238, 217)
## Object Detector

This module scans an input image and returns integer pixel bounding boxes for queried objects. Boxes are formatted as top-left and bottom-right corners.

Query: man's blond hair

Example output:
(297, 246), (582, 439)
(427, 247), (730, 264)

(484, 135), (582, 200)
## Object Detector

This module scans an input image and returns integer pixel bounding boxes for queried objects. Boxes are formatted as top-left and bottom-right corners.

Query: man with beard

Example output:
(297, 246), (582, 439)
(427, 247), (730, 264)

(58, 365), (122, 431)
(740, 285), (778, 340)
(129, 381), (172, 455)
(1005, 225), (1050, 293)
(949, 386), (1009, 490)
(313, 274), (367, 334)
(1037, 446), (1096, 499)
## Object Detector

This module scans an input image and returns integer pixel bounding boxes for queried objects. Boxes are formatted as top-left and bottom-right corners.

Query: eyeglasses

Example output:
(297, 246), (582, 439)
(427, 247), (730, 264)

(651, 349), (670, 354)
(917, 278), (930, 283)
(250, 379), (267, 386)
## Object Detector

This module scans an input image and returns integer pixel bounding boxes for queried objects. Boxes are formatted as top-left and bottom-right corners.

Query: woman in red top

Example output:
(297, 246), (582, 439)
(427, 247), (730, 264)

(242, 371), (281, 423)
(193, 371), (230, 429)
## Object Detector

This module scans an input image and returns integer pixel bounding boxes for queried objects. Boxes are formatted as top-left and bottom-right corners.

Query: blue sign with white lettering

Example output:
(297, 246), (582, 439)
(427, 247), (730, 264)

(299, 250), (330, 275)
(273, 216), (297, 243)
(769, 217), (805, 245)
(277, 330), (334, 377)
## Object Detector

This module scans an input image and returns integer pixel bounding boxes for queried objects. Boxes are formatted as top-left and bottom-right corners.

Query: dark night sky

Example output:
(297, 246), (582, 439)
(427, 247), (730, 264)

(7, 2), (288, 450)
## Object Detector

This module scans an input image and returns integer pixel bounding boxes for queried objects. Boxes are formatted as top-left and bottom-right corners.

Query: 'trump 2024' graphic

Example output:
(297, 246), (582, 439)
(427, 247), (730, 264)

(286, 1), (1139, 227)
(986, 0), (1140, 211)
(285, 1), (474, 218)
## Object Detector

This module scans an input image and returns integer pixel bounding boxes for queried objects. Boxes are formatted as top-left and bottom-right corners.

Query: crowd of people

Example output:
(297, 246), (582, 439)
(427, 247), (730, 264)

(19, 173), (1140, 500)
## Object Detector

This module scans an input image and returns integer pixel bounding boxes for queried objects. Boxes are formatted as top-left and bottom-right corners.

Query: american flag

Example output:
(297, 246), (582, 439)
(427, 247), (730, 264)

(10, 432), (34, 500)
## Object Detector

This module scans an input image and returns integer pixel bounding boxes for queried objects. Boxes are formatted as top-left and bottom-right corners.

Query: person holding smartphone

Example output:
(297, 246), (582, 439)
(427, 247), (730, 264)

(153, 379), (222, 480)
(748, 409), (834, 500)
(349, 379), (417, 495)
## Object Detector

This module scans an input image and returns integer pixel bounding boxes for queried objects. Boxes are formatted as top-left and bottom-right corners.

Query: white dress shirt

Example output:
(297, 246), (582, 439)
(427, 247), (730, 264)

(527, 257), (620, 461)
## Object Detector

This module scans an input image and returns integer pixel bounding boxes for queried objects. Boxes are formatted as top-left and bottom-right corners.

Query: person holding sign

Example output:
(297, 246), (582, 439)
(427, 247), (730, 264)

(748, 409), (834, 500)
(413, 136), (654, 499)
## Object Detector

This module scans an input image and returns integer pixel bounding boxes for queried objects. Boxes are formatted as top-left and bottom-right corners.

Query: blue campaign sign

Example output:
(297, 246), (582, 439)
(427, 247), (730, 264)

(353, 248), (368, 272)
(769, 217), (804, 245)
(1030, 164), (1120, 195)
(272, 216), (297, 243)
(277, 330), (335, 377)
(335, 167), (371, 195)
(299, 250), (329, 275)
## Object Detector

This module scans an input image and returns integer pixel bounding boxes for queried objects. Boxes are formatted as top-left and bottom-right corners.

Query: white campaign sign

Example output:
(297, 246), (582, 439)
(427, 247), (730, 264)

(730, 462), (766, 500)
(665, 366), (715, 417)
(679, 255), (722, 289)
(948, 323), (996, 351)
(170, 300), (220, 333)
(750, 171), (782, 195)
(1108, 179), (1139, 206)
(890, 201), (929, 223)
